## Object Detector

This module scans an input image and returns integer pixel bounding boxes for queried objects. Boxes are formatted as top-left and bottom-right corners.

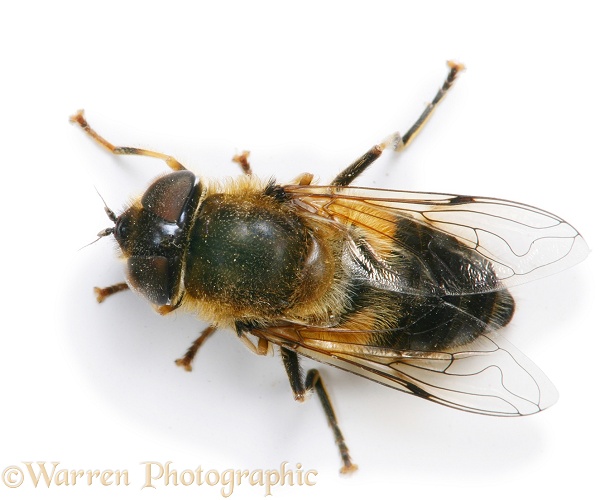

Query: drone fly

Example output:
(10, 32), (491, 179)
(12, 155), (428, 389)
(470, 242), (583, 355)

(71, 61), (588, 473)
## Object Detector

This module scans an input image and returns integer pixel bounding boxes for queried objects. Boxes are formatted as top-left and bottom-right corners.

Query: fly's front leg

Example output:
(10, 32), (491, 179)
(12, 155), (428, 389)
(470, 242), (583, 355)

(332, 61), (465, 187)
(70, 110), (187, 171)
(94, 282), (130, 303)
(281, 346), (357, 474)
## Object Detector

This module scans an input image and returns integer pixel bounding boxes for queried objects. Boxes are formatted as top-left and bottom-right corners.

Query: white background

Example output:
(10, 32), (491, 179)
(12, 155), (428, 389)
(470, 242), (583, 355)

(1, 1), (610, 498)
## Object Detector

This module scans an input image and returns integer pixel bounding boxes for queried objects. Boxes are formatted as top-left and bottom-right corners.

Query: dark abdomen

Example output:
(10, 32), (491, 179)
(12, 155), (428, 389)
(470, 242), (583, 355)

(337, 216), (515, 352)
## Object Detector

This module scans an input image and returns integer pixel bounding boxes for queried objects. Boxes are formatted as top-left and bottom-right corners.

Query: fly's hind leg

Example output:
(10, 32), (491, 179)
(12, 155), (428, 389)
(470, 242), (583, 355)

(332, 133), (401, 187)
(70, 110), (187, 171)
(332, 61), (465, 187)
(281, 346), (357, 474)
(398, 60), (465, 150)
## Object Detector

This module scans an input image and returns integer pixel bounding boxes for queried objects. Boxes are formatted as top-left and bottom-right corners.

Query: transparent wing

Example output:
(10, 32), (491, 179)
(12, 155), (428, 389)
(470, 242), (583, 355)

(285, 185), (589, 293)
(254, 323), (558, 416)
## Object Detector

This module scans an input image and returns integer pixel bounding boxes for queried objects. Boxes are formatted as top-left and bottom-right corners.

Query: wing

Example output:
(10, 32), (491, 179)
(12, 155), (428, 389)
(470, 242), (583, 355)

(285, 185), (588, 295)
(253, 322), (558, 416)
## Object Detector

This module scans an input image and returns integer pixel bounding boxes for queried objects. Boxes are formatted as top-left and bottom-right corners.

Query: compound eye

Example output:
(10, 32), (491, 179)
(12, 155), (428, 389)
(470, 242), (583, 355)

(114, 215), (129, 242)
(142, 171), (197, 223)
(126, 256), (171, 305)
